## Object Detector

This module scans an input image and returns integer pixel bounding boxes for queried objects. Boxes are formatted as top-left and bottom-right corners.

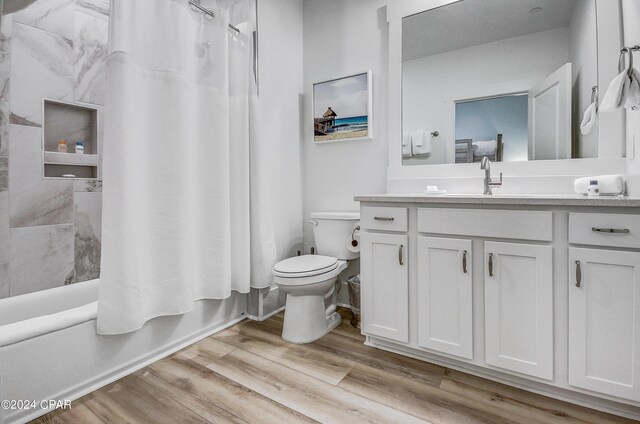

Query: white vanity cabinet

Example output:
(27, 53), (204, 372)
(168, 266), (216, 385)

(484, 241), (553, 380)
(567, 213), (640, 402)
(360, 206), (409, 343)
(417, 236), (473, 359)
(356, 196), (640, 419)
(568, 248), (640, 402)
(416, 207), (554, 379)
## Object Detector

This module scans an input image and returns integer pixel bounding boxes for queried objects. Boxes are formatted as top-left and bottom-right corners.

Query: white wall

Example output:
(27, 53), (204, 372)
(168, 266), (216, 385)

(569, 0), (598, 159)
(402, 28), (570, 165)
(257, 0), (305, 259)
(302, 0), (389, 251)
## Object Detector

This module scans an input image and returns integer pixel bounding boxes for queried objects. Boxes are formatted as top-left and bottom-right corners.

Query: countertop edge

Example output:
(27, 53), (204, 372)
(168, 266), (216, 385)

(354, 195), (640, 207)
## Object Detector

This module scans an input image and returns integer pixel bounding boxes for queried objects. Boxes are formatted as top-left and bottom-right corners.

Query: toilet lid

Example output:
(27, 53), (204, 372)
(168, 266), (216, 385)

(273, 255), (338, 278)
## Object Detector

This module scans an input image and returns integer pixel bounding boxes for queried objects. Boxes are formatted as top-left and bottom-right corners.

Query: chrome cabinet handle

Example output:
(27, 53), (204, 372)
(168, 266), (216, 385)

(575, 260), (582, 288)
(488, 253), (494, 277)
(374, 216), (395, 221)
(592, 227), (630, 234)
(399, 245), (404, 266)
(462, 250), (468, 274)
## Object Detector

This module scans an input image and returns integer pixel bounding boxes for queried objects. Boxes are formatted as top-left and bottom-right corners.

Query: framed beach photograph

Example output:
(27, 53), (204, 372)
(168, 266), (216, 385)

(313, 71), (372, 143)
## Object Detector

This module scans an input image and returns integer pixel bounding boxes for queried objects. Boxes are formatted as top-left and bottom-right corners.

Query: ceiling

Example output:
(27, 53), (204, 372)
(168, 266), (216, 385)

(402, 0), (580, 61)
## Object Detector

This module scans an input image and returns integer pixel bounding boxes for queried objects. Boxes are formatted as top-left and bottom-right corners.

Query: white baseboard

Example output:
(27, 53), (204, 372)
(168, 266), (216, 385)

(246, 304), (353, 323)
(246, 306), (285, 322)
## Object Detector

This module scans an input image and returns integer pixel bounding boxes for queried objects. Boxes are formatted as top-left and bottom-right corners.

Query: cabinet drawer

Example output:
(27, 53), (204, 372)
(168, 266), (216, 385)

(569, 213), (640, 249)
(418, 208), (552, 241)
(361, 206), (408, 232)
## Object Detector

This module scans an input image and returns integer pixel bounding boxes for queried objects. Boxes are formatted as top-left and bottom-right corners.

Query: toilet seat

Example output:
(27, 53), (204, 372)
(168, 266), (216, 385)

(273, 256), (347, 288)
(273, 255), (338, 278)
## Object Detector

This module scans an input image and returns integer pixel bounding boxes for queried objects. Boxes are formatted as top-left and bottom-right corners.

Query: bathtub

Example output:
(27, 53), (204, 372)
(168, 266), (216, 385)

(0, 280), (246, 424)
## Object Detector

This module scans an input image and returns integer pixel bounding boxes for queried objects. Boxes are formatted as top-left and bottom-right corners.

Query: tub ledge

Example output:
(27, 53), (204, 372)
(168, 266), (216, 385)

(0, 301), (98, 347)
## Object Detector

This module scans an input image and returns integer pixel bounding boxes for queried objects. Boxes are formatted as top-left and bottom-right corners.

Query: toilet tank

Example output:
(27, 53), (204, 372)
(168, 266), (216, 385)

(310, 212), (360, 260)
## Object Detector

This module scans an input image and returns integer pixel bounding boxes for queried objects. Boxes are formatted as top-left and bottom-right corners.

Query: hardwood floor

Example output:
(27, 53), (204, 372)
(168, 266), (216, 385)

(33, 309), (637, 424)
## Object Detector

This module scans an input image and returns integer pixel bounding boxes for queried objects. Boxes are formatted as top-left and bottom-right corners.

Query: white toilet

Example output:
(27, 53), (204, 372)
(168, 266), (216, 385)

(273, 212), (360, 344)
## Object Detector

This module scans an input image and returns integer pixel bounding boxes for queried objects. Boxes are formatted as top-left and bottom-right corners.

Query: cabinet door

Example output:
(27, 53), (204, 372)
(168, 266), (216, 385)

(417, 237), (473, 359)
(484, 242), (553, 380)
(569, 248), (640, 401)
(360, 232), (409, 343)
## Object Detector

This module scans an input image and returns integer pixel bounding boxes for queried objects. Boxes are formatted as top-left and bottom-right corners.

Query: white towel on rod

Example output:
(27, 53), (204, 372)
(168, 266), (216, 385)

(580, 102), (598, 135)
(402, 131), (412, 158)
(411, 129), (432, 158)
(600, 68), (640, 111)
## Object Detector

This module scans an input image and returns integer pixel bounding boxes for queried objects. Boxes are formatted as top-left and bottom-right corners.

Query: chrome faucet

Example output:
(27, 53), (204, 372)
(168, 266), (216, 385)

(480, 156), (502, 195)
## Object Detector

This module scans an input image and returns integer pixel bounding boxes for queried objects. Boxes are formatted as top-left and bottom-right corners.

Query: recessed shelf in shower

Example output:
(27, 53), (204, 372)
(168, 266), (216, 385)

(42, 99), (101, 180)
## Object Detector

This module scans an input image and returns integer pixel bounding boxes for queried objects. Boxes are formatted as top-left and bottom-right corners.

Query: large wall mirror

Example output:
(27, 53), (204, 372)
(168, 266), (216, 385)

(401, 0), (623, 166)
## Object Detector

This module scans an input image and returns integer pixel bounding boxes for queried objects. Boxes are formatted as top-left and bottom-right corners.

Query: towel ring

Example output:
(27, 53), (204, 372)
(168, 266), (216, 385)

(619, 45), (640, 78)
(591, 86), (598, 109)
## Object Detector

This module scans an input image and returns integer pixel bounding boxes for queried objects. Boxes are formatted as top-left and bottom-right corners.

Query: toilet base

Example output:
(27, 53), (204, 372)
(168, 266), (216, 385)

(282, 293), (341, 344)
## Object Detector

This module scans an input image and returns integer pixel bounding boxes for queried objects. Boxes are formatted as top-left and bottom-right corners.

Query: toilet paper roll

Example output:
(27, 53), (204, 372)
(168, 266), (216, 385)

(347, 234), (361, 253)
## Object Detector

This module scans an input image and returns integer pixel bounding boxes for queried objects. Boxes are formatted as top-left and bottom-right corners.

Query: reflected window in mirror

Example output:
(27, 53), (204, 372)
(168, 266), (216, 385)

(455, 94), (528, 164)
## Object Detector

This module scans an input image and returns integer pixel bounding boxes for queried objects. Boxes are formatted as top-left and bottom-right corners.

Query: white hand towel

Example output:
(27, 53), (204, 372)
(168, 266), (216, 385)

(402, 131), (412, 158)
(580, 102), (598, 135)
(411, 129), (432, 158)
(574, 175), (626, 195)
(626, 69), (640, 109)
(412, 129), (425, 147)
(601, 69), (640, 111)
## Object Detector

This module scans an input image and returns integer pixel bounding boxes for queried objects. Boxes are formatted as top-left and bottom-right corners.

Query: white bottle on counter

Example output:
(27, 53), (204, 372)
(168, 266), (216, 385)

(75, 141), (85, 154)
(587, 180), (599, 197)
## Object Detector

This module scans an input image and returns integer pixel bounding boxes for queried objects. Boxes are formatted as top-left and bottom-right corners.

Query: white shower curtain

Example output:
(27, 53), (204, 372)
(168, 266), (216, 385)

(97, 0), (254, 334)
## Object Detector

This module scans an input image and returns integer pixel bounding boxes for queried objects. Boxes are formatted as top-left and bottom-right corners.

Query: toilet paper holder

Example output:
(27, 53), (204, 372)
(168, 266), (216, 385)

(351, 226), (361, 247)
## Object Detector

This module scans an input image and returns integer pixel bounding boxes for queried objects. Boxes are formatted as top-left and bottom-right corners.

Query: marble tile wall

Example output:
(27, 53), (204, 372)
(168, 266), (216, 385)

(73, 191), (101, 282)
(0, 156), (8, 297)
(9, 224), (75, 296)
(0, 14), (8, 297)
(0, 0), (109, 298)
(73, 10), (108, 105)
(0, 15), (11, 156)
(10, 21), (74, 127)
(9, 124), (74, 227)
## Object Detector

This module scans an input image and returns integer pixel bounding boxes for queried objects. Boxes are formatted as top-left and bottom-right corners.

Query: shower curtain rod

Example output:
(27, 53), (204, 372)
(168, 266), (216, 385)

(188, 0), (241, 33)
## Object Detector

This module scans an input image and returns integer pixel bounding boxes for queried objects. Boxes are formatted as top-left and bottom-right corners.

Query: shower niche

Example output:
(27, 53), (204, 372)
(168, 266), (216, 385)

(42, 99), (100, 179)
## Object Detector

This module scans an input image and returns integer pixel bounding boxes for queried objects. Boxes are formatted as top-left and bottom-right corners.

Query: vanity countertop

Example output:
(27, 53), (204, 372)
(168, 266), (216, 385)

(354, 193), (640, 208)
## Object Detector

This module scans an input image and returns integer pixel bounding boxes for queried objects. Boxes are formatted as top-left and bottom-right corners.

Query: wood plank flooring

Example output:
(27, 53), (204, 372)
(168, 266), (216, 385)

(33, 309), (638, 424)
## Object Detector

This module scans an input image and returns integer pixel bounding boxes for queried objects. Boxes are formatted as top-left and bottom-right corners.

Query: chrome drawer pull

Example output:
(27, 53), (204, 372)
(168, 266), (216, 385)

(575, 260), (582, 288)
(374, 216), (395, 221)
(399, 245), (404, 266)
(488, 253), (494, 277)
(592, 227), (630, 234)
(462, 250), (468, 274)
